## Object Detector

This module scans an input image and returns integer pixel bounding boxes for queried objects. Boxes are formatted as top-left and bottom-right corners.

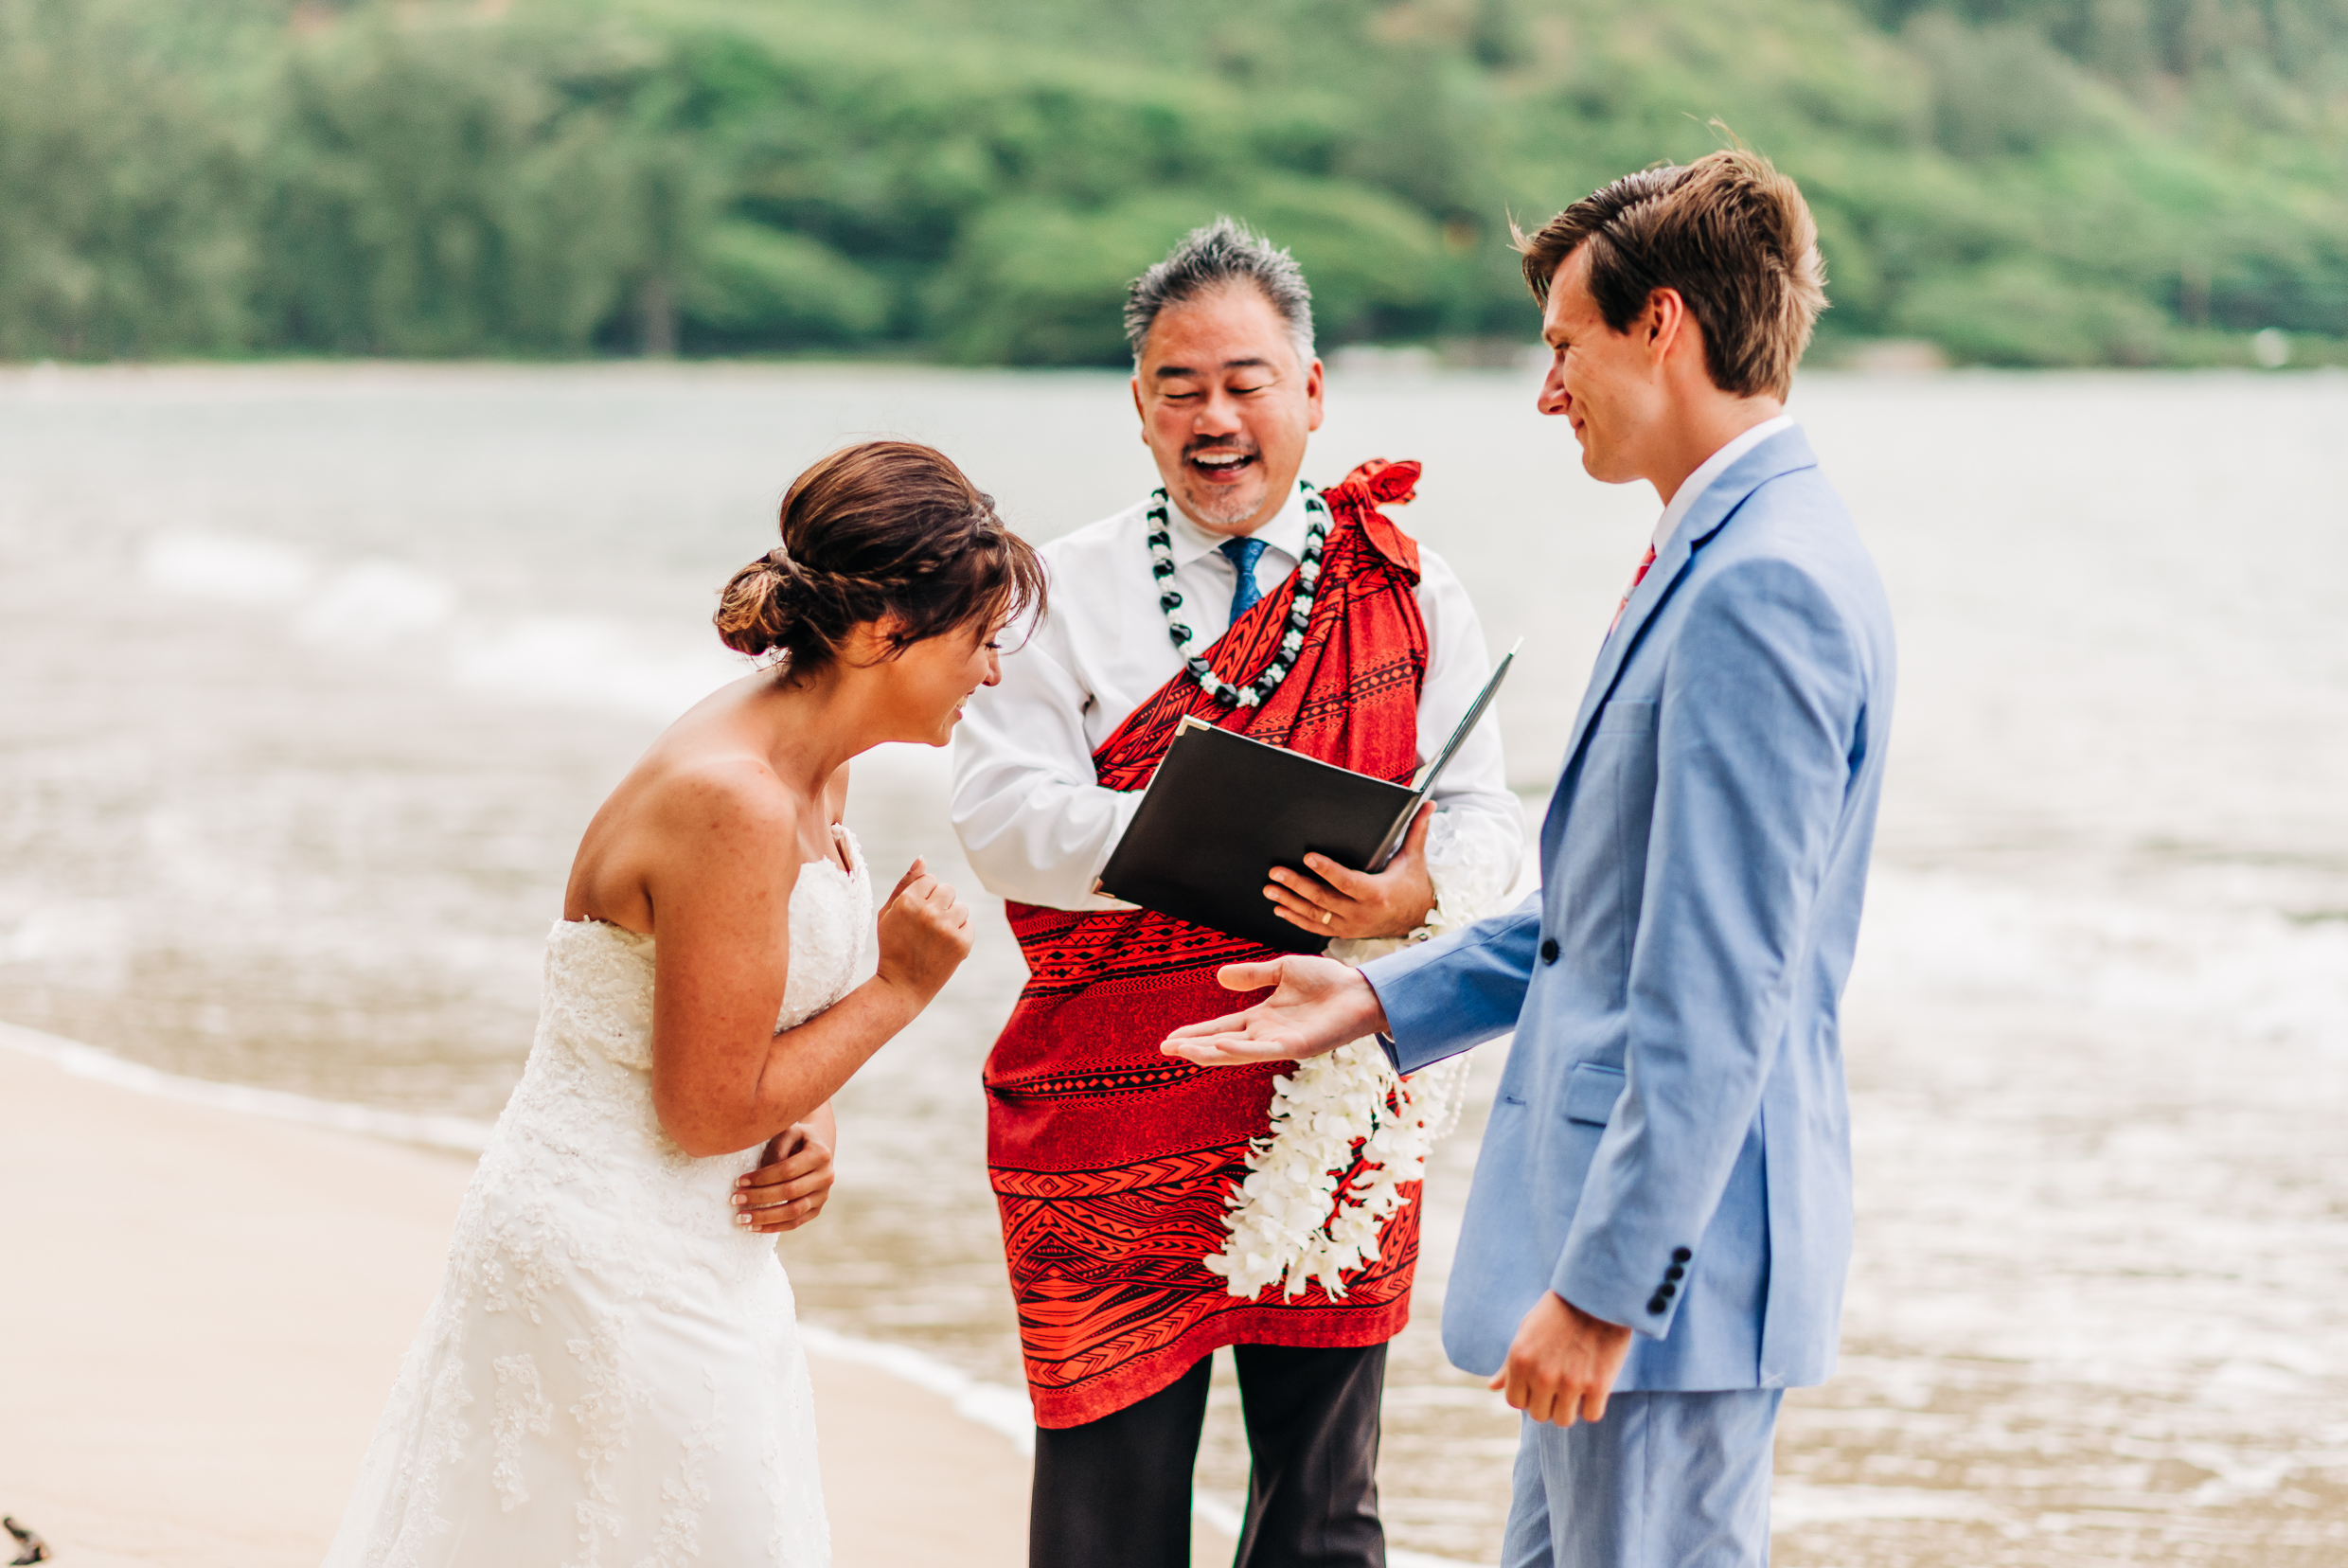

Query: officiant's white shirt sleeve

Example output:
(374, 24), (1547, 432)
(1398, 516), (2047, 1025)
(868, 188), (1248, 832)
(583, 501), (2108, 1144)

(951, 506), (1156, 912)
(1411, 544), (1525, 925)
(951, 490), (1524, 914)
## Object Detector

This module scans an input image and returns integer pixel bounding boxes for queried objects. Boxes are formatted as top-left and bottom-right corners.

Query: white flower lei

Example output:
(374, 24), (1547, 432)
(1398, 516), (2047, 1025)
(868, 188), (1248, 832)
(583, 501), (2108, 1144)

(1205, 1040), (1472, 1300)
(1202, 796), (1505, 1301)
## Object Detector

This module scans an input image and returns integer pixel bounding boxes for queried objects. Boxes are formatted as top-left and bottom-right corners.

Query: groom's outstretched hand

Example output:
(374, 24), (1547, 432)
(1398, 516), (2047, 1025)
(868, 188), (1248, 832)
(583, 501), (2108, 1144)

(1492, 1292), (1634, 1427)
(1159, 955), (1389, 1065)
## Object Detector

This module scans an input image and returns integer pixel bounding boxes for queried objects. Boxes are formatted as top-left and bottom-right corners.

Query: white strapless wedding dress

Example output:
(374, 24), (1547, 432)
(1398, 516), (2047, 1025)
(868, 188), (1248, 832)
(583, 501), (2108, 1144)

(325, 829), (870, 1568)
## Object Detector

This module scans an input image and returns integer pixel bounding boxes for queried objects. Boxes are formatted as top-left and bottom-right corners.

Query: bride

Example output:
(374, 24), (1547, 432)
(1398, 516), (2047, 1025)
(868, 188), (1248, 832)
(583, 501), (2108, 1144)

(325, 440), (1045, 1567)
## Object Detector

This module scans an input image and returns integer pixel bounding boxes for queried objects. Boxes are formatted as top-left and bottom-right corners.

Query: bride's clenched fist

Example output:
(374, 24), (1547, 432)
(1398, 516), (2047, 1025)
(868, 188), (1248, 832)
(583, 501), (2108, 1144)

(876, 857), (972, 1001)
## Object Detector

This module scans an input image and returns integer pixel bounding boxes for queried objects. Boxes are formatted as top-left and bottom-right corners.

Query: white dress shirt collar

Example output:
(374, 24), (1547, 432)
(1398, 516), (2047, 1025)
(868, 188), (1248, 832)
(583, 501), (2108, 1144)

(1165, 482), (1312, 567)
(1652, 412), (1797, 550)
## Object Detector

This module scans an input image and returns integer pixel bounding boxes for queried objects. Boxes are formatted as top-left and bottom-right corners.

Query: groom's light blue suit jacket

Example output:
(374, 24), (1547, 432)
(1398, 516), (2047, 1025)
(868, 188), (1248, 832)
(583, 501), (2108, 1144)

(1364, 427), (1894, 1392)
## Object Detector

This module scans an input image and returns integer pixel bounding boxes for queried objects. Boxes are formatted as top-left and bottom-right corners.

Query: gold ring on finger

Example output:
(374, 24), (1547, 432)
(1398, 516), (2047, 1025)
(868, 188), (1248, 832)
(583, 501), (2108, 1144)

(1323, 910), (1334, 926)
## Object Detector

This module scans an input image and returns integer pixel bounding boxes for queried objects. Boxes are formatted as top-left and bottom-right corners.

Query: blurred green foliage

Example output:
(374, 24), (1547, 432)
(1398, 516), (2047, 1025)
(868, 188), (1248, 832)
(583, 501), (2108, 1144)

(2, 0), (2344, 365)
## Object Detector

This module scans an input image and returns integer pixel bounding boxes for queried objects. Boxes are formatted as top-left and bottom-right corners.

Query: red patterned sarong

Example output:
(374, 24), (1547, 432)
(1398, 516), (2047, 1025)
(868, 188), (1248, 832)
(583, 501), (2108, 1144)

(986, 460), (1432, 1428)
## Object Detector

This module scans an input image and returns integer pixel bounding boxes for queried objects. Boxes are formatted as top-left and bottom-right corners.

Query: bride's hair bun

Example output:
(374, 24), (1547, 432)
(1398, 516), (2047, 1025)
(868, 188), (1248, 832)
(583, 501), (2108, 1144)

(715, 440), (1045, 671)
(713, 544), (815, 658)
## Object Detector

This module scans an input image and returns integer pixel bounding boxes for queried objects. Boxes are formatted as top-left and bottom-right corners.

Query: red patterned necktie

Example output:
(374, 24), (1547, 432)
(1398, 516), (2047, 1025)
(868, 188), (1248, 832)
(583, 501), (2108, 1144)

(1609, 544), (1657, 633)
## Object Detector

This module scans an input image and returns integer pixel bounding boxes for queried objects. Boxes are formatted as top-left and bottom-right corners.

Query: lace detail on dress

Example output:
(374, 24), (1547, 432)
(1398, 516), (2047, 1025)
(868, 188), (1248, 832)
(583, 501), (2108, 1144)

(324, 827), (866, 1568)
(489, 1355), (551, 1511)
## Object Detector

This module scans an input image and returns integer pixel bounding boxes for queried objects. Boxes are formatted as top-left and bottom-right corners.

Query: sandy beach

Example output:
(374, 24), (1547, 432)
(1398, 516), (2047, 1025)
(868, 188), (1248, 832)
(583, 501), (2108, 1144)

(0, 1028), (1052, 1567)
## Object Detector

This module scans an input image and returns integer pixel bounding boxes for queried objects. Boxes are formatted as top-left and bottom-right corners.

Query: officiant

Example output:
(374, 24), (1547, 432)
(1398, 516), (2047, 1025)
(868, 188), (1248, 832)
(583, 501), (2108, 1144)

(951, 219), (1524, 1567)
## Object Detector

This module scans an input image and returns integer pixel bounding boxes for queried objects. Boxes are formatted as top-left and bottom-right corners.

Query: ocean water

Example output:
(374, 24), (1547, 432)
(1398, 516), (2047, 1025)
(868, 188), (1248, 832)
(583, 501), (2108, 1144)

(2, 361), (2343, 1565)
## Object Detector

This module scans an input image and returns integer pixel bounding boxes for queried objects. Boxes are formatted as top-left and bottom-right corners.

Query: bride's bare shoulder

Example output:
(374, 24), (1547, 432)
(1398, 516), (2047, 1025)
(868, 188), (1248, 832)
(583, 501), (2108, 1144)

(636, 747), (800, 846)
(577, 744), (798, 884)
(566, 671), (830, 924)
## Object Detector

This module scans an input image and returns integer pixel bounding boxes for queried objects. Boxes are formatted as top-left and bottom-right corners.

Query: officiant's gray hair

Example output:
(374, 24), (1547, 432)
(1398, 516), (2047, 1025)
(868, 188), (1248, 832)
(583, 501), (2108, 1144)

(1125, 218), (1316, 368)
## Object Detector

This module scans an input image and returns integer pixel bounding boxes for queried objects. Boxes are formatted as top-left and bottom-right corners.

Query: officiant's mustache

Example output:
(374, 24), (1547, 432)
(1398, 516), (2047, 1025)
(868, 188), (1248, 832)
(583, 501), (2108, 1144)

(1183, 436), (1259, 470)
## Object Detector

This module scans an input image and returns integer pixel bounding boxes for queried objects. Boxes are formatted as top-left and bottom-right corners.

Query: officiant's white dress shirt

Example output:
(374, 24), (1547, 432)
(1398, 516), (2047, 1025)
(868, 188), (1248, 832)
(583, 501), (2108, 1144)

(952, 484), (1524, 926)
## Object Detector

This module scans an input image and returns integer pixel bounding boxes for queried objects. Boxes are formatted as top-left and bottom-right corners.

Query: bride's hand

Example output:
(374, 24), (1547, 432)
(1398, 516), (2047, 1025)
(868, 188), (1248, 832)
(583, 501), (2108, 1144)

(882, 857), (929, 906)
(876, 858), (971, 1003)
(733, 1114), (836, 1234)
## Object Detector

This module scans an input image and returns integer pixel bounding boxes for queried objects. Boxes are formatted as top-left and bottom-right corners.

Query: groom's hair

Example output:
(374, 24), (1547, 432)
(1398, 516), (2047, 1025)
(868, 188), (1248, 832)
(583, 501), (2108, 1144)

(1125, 217), (1316, 368)
(1516, 149), (1826, 401)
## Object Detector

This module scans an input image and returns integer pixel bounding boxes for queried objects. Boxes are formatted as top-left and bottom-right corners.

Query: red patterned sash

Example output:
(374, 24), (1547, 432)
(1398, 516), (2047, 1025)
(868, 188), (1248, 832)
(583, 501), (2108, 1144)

(985, 460), (1432, 1427)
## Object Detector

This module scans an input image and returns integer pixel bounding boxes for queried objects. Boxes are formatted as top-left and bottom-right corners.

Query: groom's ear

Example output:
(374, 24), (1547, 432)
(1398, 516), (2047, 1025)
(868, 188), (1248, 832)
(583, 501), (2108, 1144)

(1640, 288), (1691, 357)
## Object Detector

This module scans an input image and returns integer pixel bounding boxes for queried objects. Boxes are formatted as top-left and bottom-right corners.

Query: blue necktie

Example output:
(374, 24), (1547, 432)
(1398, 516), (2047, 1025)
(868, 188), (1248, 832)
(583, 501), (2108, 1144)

(1220, 536), (1268, 622)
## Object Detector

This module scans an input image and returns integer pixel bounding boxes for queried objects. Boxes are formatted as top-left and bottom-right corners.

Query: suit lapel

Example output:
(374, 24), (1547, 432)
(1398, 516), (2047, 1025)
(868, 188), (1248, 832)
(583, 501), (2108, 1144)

(1540, 428), (1820, 856)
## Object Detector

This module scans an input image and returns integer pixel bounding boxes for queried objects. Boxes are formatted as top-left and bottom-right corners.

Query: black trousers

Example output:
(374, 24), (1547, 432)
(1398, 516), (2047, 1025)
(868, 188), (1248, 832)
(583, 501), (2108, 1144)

(1029, 1342), (1387, 1568)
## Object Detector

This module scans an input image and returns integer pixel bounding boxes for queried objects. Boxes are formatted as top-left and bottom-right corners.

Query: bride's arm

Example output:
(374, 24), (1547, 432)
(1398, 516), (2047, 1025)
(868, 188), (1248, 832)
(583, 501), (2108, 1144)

(643, 766), (969, 1158)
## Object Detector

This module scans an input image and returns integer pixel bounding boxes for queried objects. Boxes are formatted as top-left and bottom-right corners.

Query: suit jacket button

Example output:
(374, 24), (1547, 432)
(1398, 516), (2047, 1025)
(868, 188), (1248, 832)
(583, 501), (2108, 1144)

(1665, 1264), (1684, 1281)
(1539, 937), (1560, 964)
(1659, 1281), (1676, 1299)
(1671, 1246), (1692, 1264)
(1645, 1295), (1667, 1315)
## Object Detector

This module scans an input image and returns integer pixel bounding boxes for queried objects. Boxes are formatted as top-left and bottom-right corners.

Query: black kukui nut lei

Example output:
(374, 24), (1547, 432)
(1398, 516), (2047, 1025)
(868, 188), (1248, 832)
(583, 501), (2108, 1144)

(1145, 482), (1329, 710)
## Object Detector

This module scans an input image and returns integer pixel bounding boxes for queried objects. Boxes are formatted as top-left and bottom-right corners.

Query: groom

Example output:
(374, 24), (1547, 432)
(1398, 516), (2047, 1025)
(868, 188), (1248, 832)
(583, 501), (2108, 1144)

(1166, 150), (1897, 1566)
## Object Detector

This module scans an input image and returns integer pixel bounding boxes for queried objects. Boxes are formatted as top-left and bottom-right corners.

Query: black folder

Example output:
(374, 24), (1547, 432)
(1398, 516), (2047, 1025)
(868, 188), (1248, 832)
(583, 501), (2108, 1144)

(1095, 642), (1518, 954)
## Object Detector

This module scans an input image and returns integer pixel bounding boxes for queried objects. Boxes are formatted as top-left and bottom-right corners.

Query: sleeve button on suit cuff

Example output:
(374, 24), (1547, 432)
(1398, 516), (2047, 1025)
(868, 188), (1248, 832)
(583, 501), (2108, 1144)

(1646, 1295), (1667, 1315)
(1671, 1246), (1693, 1263)
(1665, 1264), (1684, 1281)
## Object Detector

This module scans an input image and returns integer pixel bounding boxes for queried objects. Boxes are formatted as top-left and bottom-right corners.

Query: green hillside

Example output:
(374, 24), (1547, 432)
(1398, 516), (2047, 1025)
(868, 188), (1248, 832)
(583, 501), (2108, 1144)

(3, 0), (2344, 366)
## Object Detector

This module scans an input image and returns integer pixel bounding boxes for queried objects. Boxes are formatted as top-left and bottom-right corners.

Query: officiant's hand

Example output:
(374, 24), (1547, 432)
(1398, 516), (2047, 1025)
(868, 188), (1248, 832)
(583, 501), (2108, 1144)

(734, 1104), (837, 1235)
(1263, 803), (1435, 940)
(1492, 1292), (1634, 1428)
(1159, 954), (1389, 1065)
